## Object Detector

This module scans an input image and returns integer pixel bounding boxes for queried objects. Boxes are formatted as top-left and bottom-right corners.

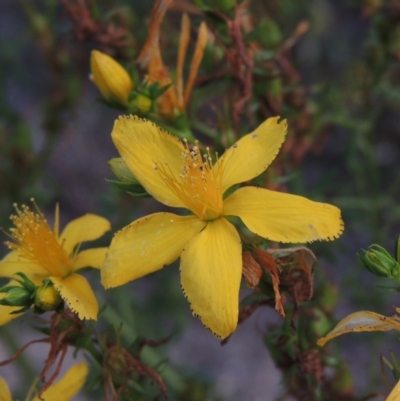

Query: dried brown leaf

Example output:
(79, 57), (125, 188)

(242, 251), (263, 288)
(270, 247), (316, 307)
(254, 248), (285, 318)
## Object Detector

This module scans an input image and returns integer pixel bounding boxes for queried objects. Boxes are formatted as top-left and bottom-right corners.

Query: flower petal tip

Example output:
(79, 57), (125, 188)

(307, 210), (345, 243)
(179, 280), (237, 340)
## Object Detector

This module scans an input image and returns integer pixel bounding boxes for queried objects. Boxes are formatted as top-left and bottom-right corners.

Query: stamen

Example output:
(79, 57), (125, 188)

(4, 202), (72, 277)
(155, 141), (224, 220)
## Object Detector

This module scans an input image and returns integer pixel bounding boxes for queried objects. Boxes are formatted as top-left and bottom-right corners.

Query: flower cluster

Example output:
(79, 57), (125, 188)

(1, 1), (352, 399)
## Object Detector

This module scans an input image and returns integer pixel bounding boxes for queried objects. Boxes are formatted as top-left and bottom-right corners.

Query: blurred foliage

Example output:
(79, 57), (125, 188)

(0, 0), (400, 400)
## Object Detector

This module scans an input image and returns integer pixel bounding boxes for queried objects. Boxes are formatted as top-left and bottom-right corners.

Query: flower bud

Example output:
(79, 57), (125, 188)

(358, 244), (400, 279)
(0, 272), (36, 310)
(90, 50), (133, 106)
(0, 286), (32, 307)
(35, 283), (63, 311)
(129, 94), (153, 114)
(108, 158), (140, 185)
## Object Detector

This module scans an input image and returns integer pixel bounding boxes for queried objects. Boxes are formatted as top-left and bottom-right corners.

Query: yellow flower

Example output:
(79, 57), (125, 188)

(0, 362), (88, 401)
(101, 116), (344, 339)
(90, 50), (133, 106)
(0, 203), (111, 324)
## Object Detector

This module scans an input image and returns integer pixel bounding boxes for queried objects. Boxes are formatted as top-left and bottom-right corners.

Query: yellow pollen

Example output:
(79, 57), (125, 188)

(4, 202), (72, 277)
(156, 140), (224, 220)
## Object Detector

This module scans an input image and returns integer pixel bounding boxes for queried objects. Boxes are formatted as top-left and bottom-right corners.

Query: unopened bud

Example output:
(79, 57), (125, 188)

(358, 244), (400, 279)
(129, 94), (152, 114)
(0, 272), (36, 309)
(0, 287), (32, 307)
(35, 283), (62, 311)
(90, 50), (133, 106)
(108, 158), (140, 184)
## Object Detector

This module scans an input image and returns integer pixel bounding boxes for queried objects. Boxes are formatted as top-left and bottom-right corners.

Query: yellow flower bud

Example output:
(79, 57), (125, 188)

(35, 284), (63, 311)
(131, 94), (152, 114)
(90, 50), (133, 106)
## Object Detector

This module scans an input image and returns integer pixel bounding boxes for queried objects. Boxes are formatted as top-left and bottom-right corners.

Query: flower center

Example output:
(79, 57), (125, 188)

(4, 202), (72, 277)
(157, 140), (224, 220)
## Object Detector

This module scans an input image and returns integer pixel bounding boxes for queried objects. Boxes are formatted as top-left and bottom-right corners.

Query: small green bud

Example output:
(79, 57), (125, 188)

(133, 94), (152, 114)
(0, 287), (32, 307)
(34, 283), (63, 311)
(395, 234), (400, 264)
(0, 272), (37, 309)
(358, 244), (400, 279)
(107, 157), (149, 197)
(108, 157), (140, 184)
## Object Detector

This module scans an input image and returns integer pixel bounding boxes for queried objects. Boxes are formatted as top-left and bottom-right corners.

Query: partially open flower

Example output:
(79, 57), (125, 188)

(90, 50), (133, 106)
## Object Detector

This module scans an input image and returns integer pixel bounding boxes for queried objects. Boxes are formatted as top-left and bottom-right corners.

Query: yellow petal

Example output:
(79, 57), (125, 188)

(0, 252), (47, 283)
(32, 362), (88, 401)
(111, 116), (186, 207)
(217, 117), (287, 194)
(0, 377), (12, 401)
(180, 217), (241, 339)
(90, 50), (133, 105)
(0, 305), (24, 326)
(50, 274), (98, 320)
(0, 288), (25, 326)
(223, 187), (343, 243)
(59, 214), (111, 255)
(102, 213), (206, 289)
(72, 247), (108, 271)
(387, 379), (400, 401)
(317, 311), (400, 347)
